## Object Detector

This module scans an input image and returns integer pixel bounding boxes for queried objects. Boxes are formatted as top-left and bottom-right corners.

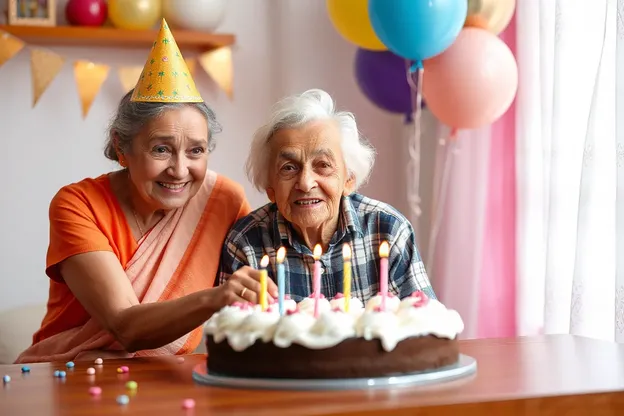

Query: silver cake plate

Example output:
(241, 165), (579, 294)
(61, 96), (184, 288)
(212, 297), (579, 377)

(192, 354), (477, 391)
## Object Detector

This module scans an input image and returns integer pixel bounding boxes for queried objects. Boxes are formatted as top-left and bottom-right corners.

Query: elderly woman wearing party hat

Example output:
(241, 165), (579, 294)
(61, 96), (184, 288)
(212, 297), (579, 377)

(218, 89), (435, 308)
(14, 19), (268, 363)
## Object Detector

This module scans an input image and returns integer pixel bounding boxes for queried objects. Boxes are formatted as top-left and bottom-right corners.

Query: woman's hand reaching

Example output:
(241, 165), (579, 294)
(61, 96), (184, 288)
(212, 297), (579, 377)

(211, 266), (279, 310)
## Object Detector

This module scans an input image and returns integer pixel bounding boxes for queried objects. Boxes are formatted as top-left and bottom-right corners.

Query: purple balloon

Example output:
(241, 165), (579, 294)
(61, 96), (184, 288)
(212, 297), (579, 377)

(354, 48), (419, 117)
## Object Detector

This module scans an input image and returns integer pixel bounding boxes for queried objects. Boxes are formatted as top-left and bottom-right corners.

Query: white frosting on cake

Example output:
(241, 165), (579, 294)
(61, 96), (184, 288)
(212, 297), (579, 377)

(365, 293), (401, 312)
(298, 296), (331, 315)
(328, 295), (364, 316)
(204, 292), (464, 352)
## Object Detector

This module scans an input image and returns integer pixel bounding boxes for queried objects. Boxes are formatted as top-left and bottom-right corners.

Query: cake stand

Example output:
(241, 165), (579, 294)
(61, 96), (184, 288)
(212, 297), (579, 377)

(192, 354), (477, 391)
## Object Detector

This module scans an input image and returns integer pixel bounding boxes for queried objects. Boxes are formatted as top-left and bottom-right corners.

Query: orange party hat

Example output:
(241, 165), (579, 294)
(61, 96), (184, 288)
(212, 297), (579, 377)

(131, 19), (203, 103)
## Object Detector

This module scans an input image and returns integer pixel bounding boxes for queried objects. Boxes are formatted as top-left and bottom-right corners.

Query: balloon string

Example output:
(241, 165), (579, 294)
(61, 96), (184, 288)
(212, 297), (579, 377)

(405, 66), (424, 225)
(425, 132), (457, 278)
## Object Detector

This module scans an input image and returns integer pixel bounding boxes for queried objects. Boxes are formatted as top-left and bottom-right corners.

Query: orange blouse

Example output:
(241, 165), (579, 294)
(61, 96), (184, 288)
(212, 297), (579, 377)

(31, 172), (251, 347)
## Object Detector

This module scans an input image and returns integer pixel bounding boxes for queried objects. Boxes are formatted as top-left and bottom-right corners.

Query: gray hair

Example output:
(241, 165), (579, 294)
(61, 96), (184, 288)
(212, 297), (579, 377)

(104, 89), (222, 162)
(245, 89), (376, 192)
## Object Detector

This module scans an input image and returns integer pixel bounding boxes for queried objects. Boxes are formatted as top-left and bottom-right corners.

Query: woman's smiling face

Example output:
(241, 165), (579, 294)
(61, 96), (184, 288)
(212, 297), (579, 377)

(266, 120), (354, 236)
(123, 106), (209, 212)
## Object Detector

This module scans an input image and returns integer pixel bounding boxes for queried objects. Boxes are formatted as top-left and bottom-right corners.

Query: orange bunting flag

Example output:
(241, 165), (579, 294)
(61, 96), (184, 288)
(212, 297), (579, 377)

(73, 60), (110, 118)
(30, 48), (65, 107)
(0, 31), (25, 68)
(186, 58), (197, 77)
(198, 46), (233, 99)
(117, 66), (144, 93)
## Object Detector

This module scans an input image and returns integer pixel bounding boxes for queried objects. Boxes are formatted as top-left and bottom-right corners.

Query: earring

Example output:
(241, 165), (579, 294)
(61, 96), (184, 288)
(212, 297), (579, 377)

(119, 157), (127, 167)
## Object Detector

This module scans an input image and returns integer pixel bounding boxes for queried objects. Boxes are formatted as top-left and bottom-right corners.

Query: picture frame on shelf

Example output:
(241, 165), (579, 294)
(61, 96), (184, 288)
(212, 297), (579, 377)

(8, 0), (56, 27)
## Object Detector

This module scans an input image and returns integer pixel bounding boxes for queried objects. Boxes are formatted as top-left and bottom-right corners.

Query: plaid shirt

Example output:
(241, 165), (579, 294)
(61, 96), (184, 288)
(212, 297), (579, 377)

(218, 193), (436, 303)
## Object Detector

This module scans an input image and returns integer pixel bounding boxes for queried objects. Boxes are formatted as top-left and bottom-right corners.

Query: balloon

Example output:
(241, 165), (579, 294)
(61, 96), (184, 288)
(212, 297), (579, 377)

(162, 0), (226, 32)
(326, 0), (386, 51)
(465, 0), (516, 35)
(108, 0), (161, 30)
(423, 28), (518, 129)
(354, 48), (414, 116)
(66, 0), (107, 26)
(368, 0), (467, 63)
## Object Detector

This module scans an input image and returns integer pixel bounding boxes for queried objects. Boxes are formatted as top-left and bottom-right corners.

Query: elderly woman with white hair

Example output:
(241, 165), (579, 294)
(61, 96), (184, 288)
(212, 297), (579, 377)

(217, 89), (435, 304)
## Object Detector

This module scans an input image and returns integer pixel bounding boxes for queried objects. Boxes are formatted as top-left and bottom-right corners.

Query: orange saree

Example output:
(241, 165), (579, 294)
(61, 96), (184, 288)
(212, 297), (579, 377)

(15, 170), (250, 363)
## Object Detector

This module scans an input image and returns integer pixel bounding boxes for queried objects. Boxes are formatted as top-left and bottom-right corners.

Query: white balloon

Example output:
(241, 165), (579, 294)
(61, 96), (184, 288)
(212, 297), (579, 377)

(162, 0), (227, 33)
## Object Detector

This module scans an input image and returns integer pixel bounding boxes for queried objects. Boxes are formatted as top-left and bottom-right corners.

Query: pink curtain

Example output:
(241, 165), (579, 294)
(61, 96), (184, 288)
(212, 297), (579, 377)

(477, 14), (517, 338)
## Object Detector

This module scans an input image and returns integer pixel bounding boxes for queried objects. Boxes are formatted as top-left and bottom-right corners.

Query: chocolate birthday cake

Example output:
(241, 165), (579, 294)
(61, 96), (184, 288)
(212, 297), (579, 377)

(203, 291), (465, 379)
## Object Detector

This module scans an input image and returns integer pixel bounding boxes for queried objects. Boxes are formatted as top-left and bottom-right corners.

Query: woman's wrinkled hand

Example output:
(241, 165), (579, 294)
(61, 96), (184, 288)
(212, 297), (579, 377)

(213, 266), (279, 309)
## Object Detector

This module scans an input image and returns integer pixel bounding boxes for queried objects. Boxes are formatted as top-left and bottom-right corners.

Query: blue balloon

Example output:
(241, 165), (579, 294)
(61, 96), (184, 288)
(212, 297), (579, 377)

(369, 0), (467, 65)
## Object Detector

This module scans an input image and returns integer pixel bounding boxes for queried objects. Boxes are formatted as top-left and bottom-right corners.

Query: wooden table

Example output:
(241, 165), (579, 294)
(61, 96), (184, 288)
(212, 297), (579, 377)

(1, 335), (624, 415)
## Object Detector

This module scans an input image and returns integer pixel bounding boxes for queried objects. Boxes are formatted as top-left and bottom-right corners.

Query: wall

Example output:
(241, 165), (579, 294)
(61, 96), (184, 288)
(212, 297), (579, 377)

(0, 0), (437, 313)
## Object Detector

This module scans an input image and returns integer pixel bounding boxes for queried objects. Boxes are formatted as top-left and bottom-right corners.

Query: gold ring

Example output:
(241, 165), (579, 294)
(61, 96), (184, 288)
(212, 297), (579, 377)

(240, 287), (247, 297)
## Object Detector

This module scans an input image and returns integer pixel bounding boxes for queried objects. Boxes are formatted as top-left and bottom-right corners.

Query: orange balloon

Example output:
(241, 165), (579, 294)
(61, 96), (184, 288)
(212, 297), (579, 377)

(423, 28), (518, 129)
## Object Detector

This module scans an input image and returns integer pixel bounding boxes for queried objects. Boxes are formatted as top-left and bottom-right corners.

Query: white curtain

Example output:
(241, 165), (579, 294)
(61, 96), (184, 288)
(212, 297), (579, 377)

(516, 0), (623, 341)
(426, 126), (491, 339)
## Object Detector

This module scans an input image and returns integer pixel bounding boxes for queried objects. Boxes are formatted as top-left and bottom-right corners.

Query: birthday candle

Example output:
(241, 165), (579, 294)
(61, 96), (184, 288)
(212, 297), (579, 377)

(276, 246), (286, 316)
(342, 243), (352, 313)
(259, 255), (269, 311)
(379, 241), (389, 311)
(313, 244), (322, 318)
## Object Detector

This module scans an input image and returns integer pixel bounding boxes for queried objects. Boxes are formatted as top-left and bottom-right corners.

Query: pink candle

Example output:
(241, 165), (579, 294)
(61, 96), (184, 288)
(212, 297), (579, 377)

(379, 241), (389, 311)
(313, 244), (322, 318)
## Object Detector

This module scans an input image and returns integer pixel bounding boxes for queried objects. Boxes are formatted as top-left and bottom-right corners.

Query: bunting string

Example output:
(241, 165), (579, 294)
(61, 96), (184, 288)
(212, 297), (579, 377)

(0, 30), (233, 119)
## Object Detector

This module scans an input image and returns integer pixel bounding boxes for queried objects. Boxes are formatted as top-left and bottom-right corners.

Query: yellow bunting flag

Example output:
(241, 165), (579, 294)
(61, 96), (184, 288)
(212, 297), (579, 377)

(117, 66), (144, 93)
(186, 58), (197, 77)
(131, 19), (203, 103)
(73, 60), (110, 118)
(0, 31), (25, 68)
(30, 48), (65, 107)
(198, 46), (233, 99)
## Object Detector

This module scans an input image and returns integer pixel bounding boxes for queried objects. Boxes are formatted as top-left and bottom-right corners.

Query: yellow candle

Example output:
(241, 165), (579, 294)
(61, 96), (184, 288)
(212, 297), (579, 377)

(259, 255), (269, 311)
(342, 243), (352, 312)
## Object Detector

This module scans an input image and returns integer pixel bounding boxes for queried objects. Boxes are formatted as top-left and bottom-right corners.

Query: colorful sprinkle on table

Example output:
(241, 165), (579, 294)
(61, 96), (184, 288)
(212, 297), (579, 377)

(181, 399), (195, 409)
(66, 361), (75, 369)
(126, 381), (138, 390)
(3, 375), (10, 384)
(21, 366), (30, 373)
(94, 358), (103, 365)
(116, 395), (130, 405)
(53, 370), (60, 377)
(58, 371), (66, 378)
(88, 386), (102, 396)
(120, 366), (129, 373)
(86, 367), (96, 375)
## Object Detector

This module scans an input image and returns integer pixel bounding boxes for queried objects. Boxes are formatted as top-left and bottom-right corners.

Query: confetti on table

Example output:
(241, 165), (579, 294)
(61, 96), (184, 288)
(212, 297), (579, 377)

(58, 371), (67, 378)
(88, 386), (102, 396)
(66, 361), (75, 369)
(86, 367), (96, 375)
(94, 358), (103, 365)
(3, 375), (10, 384)
(120, 366), (129, 373)
(182, 398), (195, 409)
(116, 394), (130, 405)
(21, 366), (30, 373)
(126, 381), (138, 390)
(53, 370), (60, 377)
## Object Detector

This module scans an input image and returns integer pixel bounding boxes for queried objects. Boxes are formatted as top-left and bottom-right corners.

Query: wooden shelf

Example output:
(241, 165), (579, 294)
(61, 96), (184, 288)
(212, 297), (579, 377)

(0, 25), (235, 51)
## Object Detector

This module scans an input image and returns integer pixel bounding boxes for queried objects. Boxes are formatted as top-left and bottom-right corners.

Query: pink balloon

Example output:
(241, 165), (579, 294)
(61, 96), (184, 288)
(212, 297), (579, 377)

(423, 27), (518, 129)
(66, 0), (107, 27)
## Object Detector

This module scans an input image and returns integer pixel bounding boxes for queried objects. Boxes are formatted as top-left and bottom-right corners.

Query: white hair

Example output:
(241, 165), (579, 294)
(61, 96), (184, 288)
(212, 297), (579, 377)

(245, 89), (376, 192)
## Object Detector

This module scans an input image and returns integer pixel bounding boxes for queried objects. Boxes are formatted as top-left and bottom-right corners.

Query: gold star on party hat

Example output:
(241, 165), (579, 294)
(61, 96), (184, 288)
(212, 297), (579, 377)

(131, 19), (203, 103)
